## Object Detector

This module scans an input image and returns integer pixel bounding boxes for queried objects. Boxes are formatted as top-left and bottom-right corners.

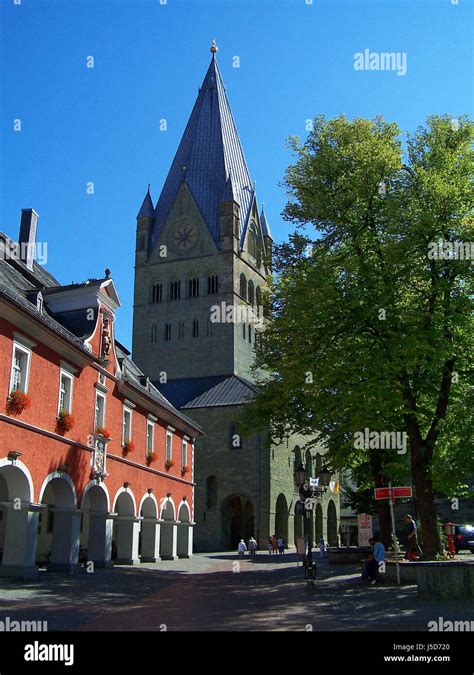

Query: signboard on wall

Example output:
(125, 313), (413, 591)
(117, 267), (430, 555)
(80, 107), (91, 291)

(357, 513), (373, 547)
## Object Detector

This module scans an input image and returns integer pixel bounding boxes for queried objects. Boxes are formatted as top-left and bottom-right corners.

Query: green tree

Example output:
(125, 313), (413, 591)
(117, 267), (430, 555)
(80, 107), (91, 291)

(244, 115), (473, 557)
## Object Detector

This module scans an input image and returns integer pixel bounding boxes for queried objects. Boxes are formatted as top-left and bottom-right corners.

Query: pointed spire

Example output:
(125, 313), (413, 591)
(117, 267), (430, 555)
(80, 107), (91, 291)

(150, 45), (255, 250)
(260, 203), (272, 240)
(137, 185), (154, 219)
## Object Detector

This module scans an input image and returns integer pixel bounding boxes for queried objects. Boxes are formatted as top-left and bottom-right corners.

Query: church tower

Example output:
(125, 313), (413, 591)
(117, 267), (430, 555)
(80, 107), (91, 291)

(132, 40), (271, 386)
(132, 42), (338, 551)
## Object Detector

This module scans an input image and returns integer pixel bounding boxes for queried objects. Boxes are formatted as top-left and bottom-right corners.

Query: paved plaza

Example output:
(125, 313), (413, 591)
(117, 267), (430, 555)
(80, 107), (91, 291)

(0, 552), (472, 632)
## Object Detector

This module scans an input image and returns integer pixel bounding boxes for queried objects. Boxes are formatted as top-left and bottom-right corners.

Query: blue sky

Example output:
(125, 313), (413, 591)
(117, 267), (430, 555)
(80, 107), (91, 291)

(1, 0), (472, 346)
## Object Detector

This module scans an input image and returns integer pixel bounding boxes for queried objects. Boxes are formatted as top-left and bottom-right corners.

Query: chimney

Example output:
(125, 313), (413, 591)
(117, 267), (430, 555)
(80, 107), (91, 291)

(19, 208), (38, 270)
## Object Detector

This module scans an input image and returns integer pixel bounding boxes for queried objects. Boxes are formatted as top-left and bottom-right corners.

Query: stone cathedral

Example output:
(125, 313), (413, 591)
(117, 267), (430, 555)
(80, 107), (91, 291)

(132, 42), (339, 551)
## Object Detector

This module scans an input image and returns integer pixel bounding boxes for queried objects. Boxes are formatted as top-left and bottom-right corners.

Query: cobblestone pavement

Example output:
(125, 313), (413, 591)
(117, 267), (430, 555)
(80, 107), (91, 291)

(0, 552), (472, 631)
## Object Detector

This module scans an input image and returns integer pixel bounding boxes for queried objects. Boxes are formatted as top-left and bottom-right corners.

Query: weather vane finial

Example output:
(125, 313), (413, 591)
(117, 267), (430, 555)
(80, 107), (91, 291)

(210, 38), (218, 54)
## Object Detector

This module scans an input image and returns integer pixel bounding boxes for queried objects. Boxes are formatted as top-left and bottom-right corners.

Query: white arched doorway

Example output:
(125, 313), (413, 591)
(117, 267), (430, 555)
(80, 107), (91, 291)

(159, 499), (177, 560)
(0, 459), (39, 579)
(139, 494), (160, 563)
(177, 501), (193, 558)
(113, 489), (140, 565)
(80, 482), (113, 567)
(38, 472), (80, 573)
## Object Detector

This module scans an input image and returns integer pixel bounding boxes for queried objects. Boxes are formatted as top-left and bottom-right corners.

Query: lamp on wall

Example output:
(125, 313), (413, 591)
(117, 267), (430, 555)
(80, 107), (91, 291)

(7, 451), (23, 464)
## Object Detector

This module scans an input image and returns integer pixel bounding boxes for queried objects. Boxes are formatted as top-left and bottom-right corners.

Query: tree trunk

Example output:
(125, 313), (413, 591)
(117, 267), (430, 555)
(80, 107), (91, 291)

(375, 500), (392, 548)
(412, 449), (441, 558)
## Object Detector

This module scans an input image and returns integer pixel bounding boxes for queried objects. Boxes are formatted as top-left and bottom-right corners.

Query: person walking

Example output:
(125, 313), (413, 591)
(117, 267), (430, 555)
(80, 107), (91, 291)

(268, 537), (273, 555)
(277, 536), (285, 555)
(248, 536), (257, 558)
(404, 515), (422, 560)
(238, 539), (247, 558)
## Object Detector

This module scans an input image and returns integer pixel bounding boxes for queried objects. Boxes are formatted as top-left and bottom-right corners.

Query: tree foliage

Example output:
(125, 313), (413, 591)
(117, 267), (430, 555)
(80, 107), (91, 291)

(242, 115), (474, 556)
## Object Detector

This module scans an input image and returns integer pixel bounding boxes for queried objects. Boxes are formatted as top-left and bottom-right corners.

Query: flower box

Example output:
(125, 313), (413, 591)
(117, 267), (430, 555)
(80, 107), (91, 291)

(165, 459), (175, 469)
(95, 427), (112, 439)
(122, 440), (135, 454)
(182, 465), (191, 474)
(57, 410), (75, 433)
(6, 390), (32, 417)
(145, 453), (156, 467)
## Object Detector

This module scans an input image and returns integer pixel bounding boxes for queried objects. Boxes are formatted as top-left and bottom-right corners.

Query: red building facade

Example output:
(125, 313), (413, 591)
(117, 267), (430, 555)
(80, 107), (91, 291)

(0, 210), (201, 578)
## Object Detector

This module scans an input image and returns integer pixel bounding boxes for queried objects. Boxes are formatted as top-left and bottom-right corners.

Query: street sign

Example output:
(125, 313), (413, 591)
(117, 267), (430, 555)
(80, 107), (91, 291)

(309, 477), (319, 488)
(374, 487), (391, 500)
(392, 486), (412, 499)
(374, 486), (412, 500)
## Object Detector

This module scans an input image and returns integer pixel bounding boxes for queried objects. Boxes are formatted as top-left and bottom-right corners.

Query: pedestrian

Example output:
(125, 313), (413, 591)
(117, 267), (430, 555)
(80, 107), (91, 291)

(404, 515), (422, 560)
(277, 536), (285, 555)
(271, 534), (278, 555)
(238, 539), (247, 558)
(268, 537), (273, 555)
(248, 536), (257, 558)
(319, 537), (325, 557)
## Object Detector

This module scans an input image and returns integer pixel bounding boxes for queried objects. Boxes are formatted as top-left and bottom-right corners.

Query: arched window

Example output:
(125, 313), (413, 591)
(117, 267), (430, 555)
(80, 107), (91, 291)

(151, 324), (158, 342)
(314, 453), (322, 475)
(178, 321), (185, 339)
(192, 319), (199, 338)
(206, 476), (218, 510)
(239, 273), (247, 300)
(242, 322), (246, 339)
(170, 279), (181, 301)
(188, 277), (199, 298)
(248, 280), (254, 305)
(207, 274), (219, 295)
(151, 282), (162, 303)
(305, 449), (313, 478)
(294, 445), (302, 472)
(248, 324), (252, 343)
(256, 286), (262, 316)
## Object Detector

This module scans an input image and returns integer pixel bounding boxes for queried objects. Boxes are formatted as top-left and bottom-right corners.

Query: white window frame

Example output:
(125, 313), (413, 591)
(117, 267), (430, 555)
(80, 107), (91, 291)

(166, 430), (173, 462)
(9, 342), (32, 394)
(182, 438), (188, 468)
(146, 421), (155, 453)
(122, 407), (133, 445)
(58, 369), (74, 414)
(94, 392), (106, 430)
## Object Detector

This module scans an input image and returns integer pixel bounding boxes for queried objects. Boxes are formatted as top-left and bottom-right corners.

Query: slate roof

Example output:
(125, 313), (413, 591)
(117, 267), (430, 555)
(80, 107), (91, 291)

(116, 345), (202, 431)
(260, 205), (272, 240)
(0, 231), (201, 432)
(150, 53), (255, 250)
(155, 374), (257, 410)
(137, 187), (154, 219)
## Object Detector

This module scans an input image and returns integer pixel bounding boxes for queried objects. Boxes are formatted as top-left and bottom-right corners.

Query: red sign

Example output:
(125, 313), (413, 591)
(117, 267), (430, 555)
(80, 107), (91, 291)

(374, 487), (391, 500)
(392, 486), (412, 499)
(374, 486), (412, 500)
